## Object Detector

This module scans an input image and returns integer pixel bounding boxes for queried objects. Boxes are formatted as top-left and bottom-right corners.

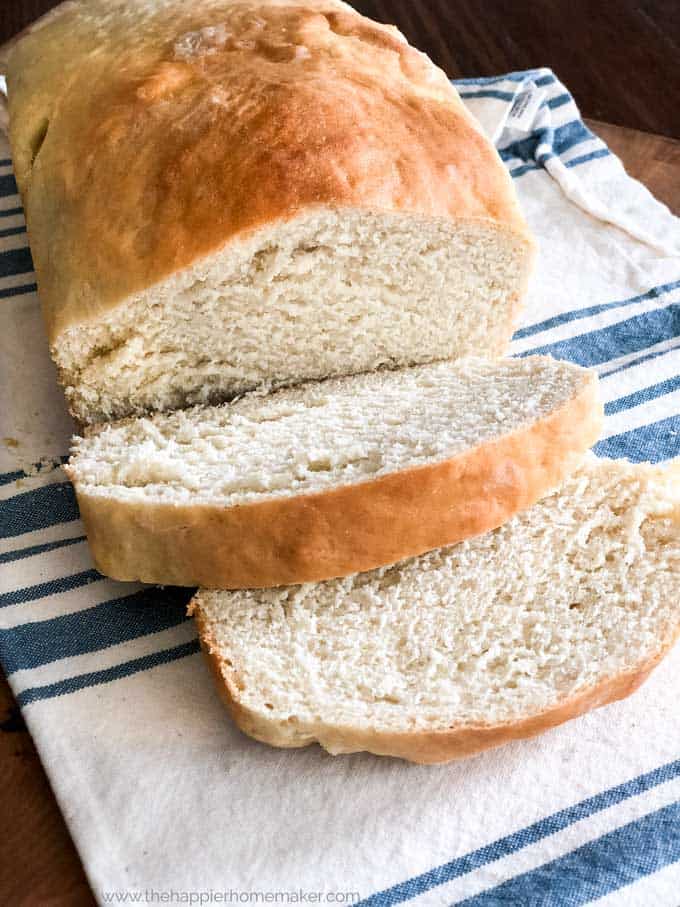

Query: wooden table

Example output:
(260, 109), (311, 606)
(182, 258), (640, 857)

(0, 2), (679, 905)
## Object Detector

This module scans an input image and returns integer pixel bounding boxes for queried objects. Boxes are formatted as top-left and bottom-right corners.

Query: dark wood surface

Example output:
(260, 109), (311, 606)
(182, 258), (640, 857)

(0, 679), (95, 907)
(585, 119), (680, 215)
(1, 0), (679, 137)
(0, 2), (679, 905)
(353, 0), (680, 138)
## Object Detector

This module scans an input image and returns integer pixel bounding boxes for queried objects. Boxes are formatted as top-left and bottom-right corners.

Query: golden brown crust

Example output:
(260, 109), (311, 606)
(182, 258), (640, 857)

(4, 0), (533, 345)
(193, 602), (680, 764)
(67, 371), (603, 588)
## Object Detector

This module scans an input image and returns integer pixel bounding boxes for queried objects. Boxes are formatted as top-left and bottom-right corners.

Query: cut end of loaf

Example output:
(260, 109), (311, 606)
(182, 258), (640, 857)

(55, 209), (533, 424)
(7, 0), (534, 427)
(192, 458), (680, 763)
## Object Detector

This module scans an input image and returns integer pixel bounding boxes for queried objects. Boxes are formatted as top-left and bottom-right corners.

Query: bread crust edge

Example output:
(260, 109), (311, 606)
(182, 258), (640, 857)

(68, 368), (602, 588)
(191, 605), (680, 765)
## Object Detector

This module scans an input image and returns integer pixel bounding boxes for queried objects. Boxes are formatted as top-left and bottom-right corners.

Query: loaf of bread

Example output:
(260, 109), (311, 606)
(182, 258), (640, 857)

(66, 356), (601, 587)
(2, 0), (534, 424)
(191, 457), (680, 763)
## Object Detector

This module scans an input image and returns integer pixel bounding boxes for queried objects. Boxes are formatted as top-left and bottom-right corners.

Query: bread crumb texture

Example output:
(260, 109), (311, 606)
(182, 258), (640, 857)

(70, 356), (591, 506)
(194, 458), (680, 754)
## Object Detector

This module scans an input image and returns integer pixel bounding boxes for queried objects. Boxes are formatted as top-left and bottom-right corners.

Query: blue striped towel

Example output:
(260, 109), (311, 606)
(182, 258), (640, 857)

(1, 68), (679, 906)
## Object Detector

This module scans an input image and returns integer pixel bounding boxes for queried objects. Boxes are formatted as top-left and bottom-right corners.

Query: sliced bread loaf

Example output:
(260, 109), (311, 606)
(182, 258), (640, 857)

(191, 457), (680, 763)
(67, 356), (601, 588)
(3, 0), (533, 424)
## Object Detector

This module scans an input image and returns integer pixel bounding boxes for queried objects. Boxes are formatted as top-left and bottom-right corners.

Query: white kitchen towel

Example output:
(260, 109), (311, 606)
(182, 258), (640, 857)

(1, 68), (679, 907)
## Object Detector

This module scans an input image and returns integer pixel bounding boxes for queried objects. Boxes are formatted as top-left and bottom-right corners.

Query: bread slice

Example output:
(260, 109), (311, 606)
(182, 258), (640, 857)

(67, 356), (601, 588)
(190, 457), (680, 764)
(3, 0), (533, 424)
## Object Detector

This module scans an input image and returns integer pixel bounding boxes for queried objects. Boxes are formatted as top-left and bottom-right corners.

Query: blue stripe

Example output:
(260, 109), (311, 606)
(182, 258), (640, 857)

(0, 482), (80, 539)
(513, 280), (680, 342)
(509, 151), (607, 180)
(453, 71), (554, 87)
(457, 89), (517, 102)
(600, 343), (680, 379)
(566, 147), (611, 168)
(360, 760), (680, 907)
(0, 246), (34, 278)
(510, 162), (541, 179)
(0, 158), (12, 167)
(550, 122), (599, 159)
(0, 207), (24, 218)
(0, 535), (86, 565)
(0, 457), (68, 487)
(0, 173), (18, 197)
(0, 281), (37, 298)
(0, 569), (101, 609)
(0, 468), (27, 487)
(594, 414), (680, 463)
(520, 304), (680, 367)
(500, 119), (594, 164)
(459, 801), (680, 906)
(0, 586), (193, 673)
(0, 225), (26, 238)
(547, 93), (571, 110)
(605, 375), (680, 416)
(16, 638), (201, 707)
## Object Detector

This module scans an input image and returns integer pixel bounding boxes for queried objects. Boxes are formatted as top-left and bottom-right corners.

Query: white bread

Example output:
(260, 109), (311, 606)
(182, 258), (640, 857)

(2, 0), (534, 424)
(190, 457), (680, 763)
(67, 356), (601, 588)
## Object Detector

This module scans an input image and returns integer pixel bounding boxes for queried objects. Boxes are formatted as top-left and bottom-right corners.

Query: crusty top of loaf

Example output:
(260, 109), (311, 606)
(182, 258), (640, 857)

(3, 0), (531, 343)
